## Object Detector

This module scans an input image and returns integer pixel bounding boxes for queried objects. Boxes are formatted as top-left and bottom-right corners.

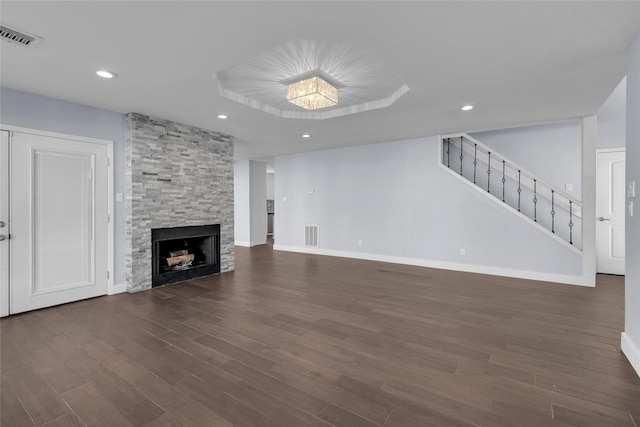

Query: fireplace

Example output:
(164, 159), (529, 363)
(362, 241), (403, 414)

(151, 224), (220, 287)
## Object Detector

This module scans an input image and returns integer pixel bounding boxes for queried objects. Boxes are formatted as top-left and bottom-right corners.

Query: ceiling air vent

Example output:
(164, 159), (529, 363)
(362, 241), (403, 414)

(0, 24), (43, 48)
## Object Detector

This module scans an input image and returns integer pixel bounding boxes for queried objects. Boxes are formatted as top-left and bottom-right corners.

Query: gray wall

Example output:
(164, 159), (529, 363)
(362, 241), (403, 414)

(0, 88), (128, 285)
(250, 161), (268, 245)
(267, 172), (275, 200)
(234, 160), (267, 246)
(598, 77), (627, 149)
(471, 119), (582, 198)
(274, 135), (583, 280)
(126, 113), (234, 292)
(234, 161), (251, 244)
(625, 33), (640, 364)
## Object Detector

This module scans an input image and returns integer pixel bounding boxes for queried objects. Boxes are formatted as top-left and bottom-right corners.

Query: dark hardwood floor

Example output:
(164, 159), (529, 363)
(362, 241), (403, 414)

(1, 243), (638, 426)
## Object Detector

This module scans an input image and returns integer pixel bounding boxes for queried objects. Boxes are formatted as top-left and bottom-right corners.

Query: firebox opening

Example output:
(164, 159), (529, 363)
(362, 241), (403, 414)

(151, 224), (220, 288)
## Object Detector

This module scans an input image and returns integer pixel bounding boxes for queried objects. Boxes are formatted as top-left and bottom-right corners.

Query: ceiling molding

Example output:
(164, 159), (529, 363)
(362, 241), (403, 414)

(215, 38), (409, 120)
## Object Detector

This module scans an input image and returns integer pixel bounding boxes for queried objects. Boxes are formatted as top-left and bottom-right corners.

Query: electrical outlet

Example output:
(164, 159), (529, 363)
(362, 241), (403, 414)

(565, 184), (573, 192)
(460, 248), (466, 256)
(629, 181), (636, 198)
(630, 201), (634, 217)
(358, 240), (363, 247)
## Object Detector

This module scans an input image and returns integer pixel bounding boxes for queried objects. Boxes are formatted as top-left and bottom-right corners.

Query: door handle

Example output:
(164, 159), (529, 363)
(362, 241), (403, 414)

(597, 217), (610, 221)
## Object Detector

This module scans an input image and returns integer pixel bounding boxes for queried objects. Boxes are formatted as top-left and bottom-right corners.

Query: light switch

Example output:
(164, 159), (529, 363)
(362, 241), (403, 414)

(630, 201), (634, 217)
(116, 192), (123, 202)
(629, 181), (636, 198)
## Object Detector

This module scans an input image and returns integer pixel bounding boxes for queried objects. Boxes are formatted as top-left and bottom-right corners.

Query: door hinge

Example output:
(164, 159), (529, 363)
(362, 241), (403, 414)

(107, 271), (110, 279)
(107, 214), (110, 223)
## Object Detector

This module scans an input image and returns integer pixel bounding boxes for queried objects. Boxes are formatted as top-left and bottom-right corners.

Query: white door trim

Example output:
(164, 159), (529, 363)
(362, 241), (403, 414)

(595, 147), (626, 275)
(0, 124), (115, 295)
(0, 131), (9, 317)
(597, 147), (626, 154)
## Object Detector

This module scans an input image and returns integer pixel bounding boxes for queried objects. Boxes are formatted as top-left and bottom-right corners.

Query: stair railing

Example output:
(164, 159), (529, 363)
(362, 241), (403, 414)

(441, 134), (582, 250)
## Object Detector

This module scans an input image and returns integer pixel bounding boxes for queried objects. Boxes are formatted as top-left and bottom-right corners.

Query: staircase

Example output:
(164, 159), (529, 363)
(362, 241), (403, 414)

(441, 134), (582, 250)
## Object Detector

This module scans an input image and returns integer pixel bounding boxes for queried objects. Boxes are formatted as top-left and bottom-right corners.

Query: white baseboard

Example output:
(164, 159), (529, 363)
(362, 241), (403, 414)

(236, 240), (267, 247)
(272, 245), (594, 287)
(621, 332), (640, 378)
(108, 282), (127, 295)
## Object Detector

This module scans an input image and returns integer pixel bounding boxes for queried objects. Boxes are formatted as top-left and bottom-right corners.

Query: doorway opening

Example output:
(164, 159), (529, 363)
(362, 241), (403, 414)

(596, 148), (626, 275)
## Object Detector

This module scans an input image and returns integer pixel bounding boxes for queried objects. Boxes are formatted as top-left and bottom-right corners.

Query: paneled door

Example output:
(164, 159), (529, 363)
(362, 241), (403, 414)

(7, 129), (109, 314)
(596, 149), (625, 275)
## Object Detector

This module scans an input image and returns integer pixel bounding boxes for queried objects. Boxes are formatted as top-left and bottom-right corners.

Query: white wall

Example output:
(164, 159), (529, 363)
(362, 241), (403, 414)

(234, 160), (267, 246)
(274, 135), (585, 284)
(623, 32), (640, 377)
(471, 119), (582, 198)
(0, 88), (127, 286)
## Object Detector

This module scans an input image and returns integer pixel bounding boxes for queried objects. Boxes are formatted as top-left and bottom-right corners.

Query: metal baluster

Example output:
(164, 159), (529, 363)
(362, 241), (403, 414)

(551, 190), (555, 233)
(459, 138), (464, 175)
(502, 160), (506, 202)
(517, 170), (521, 212)
(533, 179), (537, 222)
(487, 151), (491, 193)
(569, 201), (573, 245)
(446, 138), (450, 168)
(473, 144), (477, 184)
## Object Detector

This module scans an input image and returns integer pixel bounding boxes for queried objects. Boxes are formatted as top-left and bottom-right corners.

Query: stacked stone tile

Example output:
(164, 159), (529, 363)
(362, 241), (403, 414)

(125, 113), (234, 292)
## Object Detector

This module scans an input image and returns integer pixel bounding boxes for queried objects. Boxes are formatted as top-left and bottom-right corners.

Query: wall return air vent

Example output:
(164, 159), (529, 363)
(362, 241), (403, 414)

(0, 24), (43, 48)
(304, 225), (319, 248)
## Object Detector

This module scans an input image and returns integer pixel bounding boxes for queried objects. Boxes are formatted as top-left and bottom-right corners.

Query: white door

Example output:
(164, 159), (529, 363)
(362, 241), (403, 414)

(596, 150), (625, 275)
(0, 131), (9, 317)
(9, 130), (109, 314)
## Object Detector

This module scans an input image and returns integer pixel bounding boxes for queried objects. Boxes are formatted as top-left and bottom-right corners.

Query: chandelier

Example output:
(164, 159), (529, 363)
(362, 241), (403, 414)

(286, 76), (338, 110)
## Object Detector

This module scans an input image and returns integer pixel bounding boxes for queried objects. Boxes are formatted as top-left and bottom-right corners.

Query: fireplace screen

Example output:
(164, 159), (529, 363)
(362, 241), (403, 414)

(151, 224), (220, 287)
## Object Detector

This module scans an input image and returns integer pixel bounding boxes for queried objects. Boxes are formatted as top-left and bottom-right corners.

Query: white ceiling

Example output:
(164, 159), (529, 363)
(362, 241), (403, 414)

(1, 1), (639, 161)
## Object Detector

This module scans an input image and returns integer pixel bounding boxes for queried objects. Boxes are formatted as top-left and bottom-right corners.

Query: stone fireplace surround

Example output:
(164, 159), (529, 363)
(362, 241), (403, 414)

(125, 113), (234, 292)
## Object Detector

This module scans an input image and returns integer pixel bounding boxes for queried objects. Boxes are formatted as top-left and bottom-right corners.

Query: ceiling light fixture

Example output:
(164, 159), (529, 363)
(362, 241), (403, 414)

(96, 70), (117, 79)
(286, 76), (338, 111)
(461, 105), (474, 111)
(301, 134), (311, 138)
(217, 114), (228, 119)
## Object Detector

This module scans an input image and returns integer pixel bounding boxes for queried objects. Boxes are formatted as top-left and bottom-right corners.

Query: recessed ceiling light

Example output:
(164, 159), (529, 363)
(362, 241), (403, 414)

(96, 70), (117, 79)
(461, 105), (474, 111)
(217, 114), (228, 119)
(301, 134), (311, 138)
